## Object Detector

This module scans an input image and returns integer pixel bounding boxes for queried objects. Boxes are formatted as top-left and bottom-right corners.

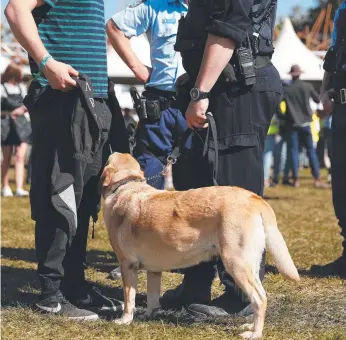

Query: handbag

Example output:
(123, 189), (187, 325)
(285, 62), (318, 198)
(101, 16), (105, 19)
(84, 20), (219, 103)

(1, 84), (32, 143)
(1, 115), (11, 143)
(11, 115), (32, 143)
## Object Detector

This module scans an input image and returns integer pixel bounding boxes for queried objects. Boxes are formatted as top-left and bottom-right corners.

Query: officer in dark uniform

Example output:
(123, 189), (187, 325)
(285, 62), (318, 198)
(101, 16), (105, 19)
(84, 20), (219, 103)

(312, 0), (346, 278)
(161, 0), (283, 318)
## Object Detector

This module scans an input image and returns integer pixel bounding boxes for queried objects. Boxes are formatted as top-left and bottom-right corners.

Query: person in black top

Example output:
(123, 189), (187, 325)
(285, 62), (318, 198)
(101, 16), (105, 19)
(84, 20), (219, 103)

(161, 0), (282, 318)
(311, 1), (346, 278)
(282, 64), (327, 188)
(1, 62), (30, 197)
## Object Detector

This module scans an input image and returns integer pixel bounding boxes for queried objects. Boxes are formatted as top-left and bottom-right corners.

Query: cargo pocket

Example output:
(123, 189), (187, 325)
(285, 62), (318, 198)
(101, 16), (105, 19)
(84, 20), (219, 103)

(209, 87), (256, 146)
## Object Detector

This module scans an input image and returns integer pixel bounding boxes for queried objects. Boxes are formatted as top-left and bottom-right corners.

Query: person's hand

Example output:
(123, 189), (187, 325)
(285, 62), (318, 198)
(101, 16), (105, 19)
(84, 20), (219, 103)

(11, 105), (27, 119)
(42, 58), (79, 92)
(185, 99), (209, 129)
(133, 64), (152, 84)
(321, 88), (336, 115)
(175, 73), (189, 90)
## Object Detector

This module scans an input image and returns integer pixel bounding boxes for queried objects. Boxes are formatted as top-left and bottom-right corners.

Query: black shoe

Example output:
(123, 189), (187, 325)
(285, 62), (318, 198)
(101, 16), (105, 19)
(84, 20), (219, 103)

(187, 292), (253, 320)
(310, 256), (346, 278)
(69, 285), (124, 312)
(34, 292), (99, 320)
(160, 282), (211, 310)
(108, 267), (122, 281)
(282, 179), (292, 186)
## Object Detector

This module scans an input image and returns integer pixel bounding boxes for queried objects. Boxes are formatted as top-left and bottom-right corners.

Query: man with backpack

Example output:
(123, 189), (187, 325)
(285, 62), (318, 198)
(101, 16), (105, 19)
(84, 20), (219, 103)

(161, 0), (282, 318)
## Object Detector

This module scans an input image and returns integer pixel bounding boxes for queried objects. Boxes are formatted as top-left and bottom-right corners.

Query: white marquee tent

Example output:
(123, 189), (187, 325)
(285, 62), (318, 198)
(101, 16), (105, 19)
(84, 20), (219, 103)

(272, 17), (324, 81)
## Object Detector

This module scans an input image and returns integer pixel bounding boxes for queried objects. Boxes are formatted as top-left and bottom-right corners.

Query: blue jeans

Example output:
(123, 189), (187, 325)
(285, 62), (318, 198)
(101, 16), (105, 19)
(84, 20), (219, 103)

(135, 107), (188, 189)
(287, 125), (320, 180)
(263, 134), (275, 181)
(272, 134), (291, 181)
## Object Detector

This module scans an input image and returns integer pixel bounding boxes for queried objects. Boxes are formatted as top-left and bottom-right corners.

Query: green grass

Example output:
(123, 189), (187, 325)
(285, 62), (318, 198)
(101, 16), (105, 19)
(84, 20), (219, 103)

(1, 170), (346, 340)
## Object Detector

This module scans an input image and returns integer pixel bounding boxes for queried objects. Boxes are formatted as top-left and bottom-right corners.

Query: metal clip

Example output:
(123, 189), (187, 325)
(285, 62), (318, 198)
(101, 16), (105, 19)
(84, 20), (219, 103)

(341, 88), (346, 104)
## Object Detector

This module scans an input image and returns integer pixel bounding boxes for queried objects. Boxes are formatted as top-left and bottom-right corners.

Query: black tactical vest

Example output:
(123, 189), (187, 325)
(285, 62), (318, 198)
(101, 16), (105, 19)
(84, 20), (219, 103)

(175, 0), (277, 79)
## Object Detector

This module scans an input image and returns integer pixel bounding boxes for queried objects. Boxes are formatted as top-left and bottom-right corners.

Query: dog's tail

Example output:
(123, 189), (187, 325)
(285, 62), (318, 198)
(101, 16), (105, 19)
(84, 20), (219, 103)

(261, 202), (300, 281)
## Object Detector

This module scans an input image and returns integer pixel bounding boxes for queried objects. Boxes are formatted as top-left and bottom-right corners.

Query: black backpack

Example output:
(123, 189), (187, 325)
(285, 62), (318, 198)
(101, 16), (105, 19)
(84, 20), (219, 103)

(250, 0), (278, 56)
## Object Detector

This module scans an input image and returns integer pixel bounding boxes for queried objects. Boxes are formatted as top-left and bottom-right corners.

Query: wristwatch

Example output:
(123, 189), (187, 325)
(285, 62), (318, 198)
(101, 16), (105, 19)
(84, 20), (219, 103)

(190, 87), (210, 101)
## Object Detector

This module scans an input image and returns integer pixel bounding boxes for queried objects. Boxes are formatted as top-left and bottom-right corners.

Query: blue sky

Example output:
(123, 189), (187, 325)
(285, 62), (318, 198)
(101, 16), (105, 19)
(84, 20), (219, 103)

(1, 0), (317, 23)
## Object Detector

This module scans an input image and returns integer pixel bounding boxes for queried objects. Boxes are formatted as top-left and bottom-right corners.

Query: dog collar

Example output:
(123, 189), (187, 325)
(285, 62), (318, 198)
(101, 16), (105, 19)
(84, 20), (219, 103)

(109, 178), (145, 195)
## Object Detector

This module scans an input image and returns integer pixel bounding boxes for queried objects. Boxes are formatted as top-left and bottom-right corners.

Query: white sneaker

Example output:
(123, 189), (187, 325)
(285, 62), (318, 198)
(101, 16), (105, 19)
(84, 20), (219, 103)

(2, 187), (13, 197)
(15, 188), (29, 197)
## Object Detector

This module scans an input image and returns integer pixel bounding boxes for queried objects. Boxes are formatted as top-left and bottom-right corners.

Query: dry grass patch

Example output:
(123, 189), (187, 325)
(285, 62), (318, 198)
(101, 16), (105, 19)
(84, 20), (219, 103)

(1, 171), (346, 339)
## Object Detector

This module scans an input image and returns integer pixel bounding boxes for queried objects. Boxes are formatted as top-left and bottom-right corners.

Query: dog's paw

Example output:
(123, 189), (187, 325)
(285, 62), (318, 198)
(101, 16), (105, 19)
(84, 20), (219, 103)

(239, 331), (262, 340)
(239, 323), (254, 331)
(114, 315), (133, 325)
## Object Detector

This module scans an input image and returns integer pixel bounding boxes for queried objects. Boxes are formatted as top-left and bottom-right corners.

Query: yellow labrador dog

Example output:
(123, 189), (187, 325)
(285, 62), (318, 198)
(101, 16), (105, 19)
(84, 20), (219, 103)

(100, 153), (299, 339)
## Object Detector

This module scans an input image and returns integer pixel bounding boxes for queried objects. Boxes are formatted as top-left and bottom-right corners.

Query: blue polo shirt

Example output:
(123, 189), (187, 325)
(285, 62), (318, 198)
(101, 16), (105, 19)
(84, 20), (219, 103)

(111, 0), (187, 93)
(331, 0), (346, 47)
(30, 0), (108, 98)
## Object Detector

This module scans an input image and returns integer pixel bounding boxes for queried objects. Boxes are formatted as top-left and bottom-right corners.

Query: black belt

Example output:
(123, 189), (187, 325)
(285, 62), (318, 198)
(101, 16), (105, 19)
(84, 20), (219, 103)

(143, 88), (179, 111)
(334, 88), (346, 104)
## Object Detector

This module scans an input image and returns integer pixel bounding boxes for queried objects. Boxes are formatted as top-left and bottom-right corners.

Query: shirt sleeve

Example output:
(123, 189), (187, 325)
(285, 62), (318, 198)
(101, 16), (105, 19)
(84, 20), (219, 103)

(43, 0), (58, 7)
(111, 1), (152, 38)
(206, 0), (253, 46)
(0, 85), (7, 98)
(330, 6), (341, 47)
(309, 84), (320, 104)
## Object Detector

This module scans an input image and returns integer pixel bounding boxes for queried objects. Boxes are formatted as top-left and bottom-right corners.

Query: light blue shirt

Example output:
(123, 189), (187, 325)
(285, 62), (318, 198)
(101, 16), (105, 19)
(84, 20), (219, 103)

(331, 0), (346, 47)
(112, 0), (187, 92)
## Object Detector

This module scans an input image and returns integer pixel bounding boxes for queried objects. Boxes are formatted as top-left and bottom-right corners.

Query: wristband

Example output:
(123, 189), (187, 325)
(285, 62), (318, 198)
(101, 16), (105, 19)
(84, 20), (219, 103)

(34, 54), (52, 79)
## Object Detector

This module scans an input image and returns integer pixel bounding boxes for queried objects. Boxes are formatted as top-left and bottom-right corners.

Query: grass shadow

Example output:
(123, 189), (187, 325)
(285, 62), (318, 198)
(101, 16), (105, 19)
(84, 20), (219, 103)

(1, 265), (39, 307)
(1, 247), (37, 263)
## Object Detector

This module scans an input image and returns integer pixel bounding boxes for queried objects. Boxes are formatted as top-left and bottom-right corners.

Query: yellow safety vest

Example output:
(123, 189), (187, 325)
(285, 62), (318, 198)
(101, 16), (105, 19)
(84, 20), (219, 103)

(267, 101), (286, 135)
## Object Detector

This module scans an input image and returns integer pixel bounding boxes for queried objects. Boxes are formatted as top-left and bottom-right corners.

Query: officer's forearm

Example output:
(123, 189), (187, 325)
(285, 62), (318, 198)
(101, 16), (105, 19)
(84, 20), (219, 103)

(195, 34), (235, 92)
(106, 20), (146, 77)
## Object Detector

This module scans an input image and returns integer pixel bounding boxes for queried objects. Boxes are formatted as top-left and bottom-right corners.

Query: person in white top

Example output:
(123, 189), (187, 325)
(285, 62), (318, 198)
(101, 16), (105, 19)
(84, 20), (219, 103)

(1, 62), (30, 197)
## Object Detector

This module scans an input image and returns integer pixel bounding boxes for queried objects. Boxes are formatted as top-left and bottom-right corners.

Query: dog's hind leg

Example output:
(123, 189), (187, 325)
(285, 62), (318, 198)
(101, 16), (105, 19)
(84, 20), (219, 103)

(114, 260), (138, 325)
(145, 271), (162, 319)
(220, 256), (267, 340)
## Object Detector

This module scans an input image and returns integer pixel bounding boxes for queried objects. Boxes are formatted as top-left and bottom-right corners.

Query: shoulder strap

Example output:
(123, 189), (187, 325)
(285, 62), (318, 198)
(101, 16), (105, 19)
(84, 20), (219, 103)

(2, 84), (10, 97)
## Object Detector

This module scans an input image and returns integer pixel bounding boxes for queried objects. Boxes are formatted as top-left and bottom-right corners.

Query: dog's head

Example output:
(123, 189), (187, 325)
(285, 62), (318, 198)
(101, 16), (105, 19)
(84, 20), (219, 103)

(99, 152), (145, 197)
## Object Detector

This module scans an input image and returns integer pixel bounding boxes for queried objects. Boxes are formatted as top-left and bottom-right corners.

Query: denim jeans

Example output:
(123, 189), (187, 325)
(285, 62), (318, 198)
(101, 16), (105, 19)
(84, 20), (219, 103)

(287, 125), (320, 180)
(263, 134), (275, 181)
(273, 133), (291, 181)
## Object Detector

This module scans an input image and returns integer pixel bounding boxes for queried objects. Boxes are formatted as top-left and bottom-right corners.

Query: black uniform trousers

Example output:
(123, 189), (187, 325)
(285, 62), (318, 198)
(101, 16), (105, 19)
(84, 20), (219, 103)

(173, 63), (282, 302)
(331, 103), (346, 254)
(25, 86), (112, 299)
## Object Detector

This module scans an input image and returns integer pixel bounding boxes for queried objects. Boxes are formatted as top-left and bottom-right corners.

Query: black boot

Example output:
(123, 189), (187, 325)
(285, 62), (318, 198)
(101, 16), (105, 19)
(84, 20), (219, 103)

(160, 263), (216, 310)
(187, 290), (253, 320)
(160, 279), (212, 310)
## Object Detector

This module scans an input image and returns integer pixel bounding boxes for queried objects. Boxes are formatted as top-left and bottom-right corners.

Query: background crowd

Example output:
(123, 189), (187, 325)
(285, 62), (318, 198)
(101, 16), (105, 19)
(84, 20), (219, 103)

(0, 62), (333, 196)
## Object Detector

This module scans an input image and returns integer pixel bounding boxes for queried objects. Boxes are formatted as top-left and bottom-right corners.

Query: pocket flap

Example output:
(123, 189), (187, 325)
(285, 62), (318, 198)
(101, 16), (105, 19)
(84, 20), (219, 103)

(209, 132), (259, 150)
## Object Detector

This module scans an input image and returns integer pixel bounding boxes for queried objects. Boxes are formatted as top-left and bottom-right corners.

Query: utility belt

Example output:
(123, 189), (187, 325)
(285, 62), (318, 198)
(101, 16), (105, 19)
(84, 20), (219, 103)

(130, 87), (178, 123)
(221, 55), (271, 86)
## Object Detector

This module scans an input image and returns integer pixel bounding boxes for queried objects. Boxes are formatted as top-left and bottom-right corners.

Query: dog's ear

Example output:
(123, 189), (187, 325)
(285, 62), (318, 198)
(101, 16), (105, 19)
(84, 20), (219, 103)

(99, 166), (116, 195)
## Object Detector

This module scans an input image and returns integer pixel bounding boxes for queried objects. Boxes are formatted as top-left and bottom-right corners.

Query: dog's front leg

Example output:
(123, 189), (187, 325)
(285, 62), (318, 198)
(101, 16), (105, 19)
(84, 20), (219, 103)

(115, 261), (138, 325)
(145, 271), (162, 319)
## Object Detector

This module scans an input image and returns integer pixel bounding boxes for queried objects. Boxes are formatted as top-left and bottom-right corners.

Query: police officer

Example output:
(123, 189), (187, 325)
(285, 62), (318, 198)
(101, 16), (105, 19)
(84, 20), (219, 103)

(312, 0), (346, 277)
(106, 0), (188, 190)
(161, 0), (283, 318)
